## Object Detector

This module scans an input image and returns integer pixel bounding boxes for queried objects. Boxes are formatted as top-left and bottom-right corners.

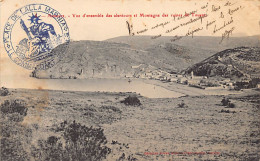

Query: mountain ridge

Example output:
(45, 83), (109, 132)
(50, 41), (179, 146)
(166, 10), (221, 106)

(32, 36), (259, 79)
(185, 46), (260, 79)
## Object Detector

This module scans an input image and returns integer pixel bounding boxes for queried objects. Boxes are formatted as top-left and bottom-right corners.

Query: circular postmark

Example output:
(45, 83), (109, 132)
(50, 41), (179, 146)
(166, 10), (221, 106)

(3, 4), (70, 70)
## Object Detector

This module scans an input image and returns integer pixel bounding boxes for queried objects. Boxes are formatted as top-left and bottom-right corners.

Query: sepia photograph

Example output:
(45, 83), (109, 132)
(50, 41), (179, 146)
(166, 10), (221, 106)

(0, 0), (259, 160)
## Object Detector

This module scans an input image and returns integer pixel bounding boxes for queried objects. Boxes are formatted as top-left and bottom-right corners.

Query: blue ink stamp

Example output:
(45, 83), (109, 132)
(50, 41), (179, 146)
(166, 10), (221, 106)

(3, 4), (70, 70)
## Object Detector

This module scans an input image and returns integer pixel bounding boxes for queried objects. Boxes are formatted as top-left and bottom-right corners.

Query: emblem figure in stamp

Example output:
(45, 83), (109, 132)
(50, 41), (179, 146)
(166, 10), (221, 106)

(3, 4), (70, 70)
(19, 13), (58, 58)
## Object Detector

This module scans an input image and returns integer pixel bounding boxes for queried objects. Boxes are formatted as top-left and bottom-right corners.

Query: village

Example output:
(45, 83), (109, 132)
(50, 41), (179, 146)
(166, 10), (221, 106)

(130, 64), (260, 90)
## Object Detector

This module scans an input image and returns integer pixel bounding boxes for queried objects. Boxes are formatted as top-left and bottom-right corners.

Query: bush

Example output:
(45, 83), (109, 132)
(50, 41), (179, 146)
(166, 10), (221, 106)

(31, 136), (64, 161)
(100, 105), (122, 113)
(220, 109), (236, 113)
(0, 99), (32, 161)
(1, 137), (30, 161)
(6, 113), (25, 122)
(1, 117), (32, 161)
(205, 82), (220, 87)
(235, 78), (260, 89)
(0, 87), (9, 96)
(120, 96), (141, 106)
(221, 97), (230, 106)
(221, 98), (235, 108)
(0, 100), (27, 116)
(32, 121), (111, 161)
(177, 101), (188, 108)
(227, 102), (235, 108)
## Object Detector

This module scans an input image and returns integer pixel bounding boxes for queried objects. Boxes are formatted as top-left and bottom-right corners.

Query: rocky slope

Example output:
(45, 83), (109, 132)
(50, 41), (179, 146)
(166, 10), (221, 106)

(185, 47), (260, 79)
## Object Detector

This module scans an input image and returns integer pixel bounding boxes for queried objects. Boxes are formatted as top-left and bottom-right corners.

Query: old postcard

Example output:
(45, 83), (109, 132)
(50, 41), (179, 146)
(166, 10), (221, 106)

(0, 0), (259, 160)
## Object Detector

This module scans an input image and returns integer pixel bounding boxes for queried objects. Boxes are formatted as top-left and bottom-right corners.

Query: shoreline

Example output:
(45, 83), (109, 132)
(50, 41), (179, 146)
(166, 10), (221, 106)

(2, 77), (245, 98)
(142, 78), (244, 96)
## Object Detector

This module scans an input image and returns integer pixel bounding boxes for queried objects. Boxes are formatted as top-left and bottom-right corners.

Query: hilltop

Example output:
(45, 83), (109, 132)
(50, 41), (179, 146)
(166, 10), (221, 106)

(185, 47), (260, 79)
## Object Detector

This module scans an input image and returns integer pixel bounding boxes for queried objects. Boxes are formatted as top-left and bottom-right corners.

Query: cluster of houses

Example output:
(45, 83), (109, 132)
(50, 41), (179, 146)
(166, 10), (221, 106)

(131, 64), (238, 90)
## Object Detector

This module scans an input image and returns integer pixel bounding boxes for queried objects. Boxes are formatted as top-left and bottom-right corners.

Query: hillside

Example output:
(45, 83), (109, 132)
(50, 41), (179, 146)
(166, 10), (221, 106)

(32, 36), (259, 79)
(185, 47), (260, 79)
(32, 39), (215, 79)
